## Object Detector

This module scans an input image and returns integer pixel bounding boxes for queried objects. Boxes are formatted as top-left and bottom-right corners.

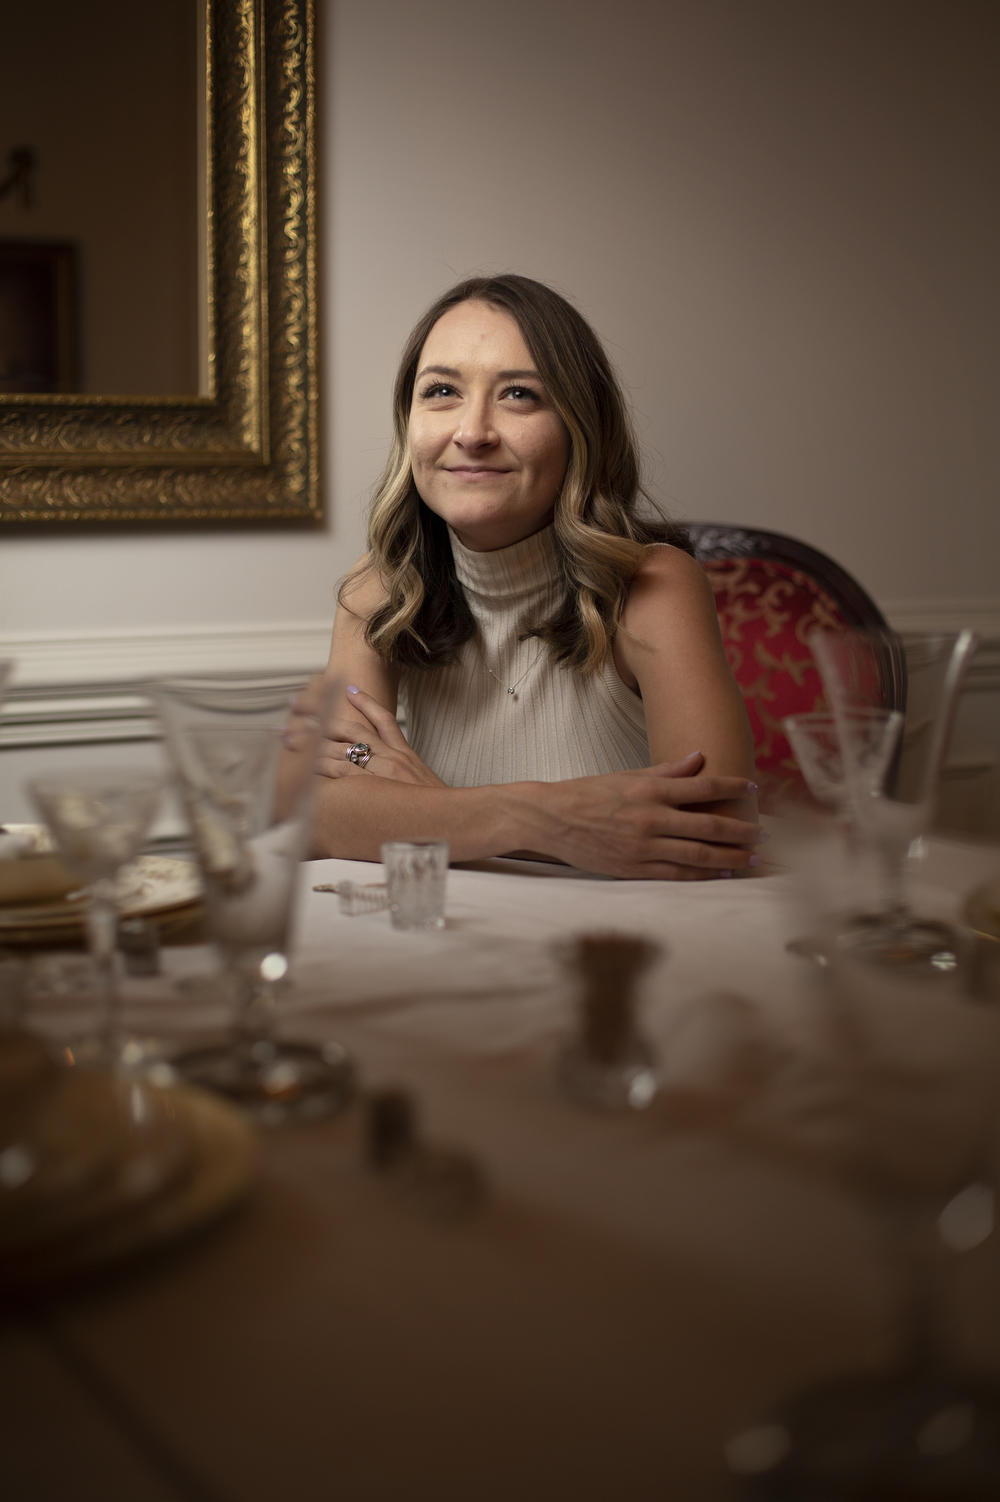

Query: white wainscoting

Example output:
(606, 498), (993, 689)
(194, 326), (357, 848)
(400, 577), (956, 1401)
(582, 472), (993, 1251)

(2, 606), (999, 839)
(0, 623), (331, 834)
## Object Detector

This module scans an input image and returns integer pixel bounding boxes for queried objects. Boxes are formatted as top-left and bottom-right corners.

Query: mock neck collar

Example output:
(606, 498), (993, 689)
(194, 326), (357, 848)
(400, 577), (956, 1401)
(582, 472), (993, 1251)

(448, 524), (559, 601)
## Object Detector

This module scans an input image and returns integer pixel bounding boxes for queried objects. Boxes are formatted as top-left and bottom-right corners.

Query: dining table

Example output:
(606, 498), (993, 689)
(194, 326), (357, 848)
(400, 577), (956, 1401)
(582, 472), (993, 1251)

(4, 829), (1000, 1502)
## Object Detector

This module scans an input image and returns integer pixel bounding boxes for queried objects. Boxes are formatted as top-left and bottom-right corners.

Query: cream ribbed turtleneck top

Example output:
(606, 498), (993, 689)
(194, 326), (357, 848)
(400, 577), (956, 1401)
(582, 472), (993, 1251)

(399, 525), (650, 787)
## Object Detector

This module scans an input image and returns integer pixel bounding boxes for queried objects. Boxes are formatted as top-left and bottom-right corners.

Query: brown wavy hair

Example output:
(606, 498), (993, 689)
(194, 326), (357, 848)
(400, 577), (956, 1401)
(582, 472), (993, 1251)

(341, 274), (691, 673)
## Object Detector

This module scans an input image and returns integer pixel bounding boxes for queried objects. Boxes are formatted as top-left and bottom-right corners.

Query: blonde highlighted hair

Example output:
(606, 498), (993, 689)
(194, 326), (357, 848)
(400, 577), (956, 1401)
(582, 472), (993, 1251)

(342, 274), (690, 673)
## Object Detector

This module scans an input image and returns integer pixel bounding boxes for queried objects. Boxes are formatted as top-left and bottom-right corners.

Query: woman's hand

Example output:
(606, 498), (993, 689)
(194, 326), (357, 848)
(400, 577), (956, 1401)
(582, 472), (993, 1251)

(314, 684), (447, 788)
(524, 751), (762, 879)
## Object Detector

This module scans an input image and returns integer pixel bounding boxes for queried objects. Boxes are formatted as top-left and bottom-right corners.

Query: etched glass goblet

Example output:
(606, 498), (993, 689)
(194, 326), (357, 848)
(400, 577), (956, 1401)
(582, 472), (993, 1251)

(810, 628), (979, 974)
(782, 707), (903, 961)
(152, 674), (354, 1122)
(26, 768), (164, 1068)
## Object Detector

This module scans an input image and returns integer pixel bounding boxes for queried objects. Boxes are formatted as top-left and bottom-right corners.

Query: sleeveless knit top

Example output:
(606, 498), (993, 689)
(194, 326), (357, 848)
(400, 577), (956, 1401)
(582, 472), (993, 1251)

(399, 525), (650, 787)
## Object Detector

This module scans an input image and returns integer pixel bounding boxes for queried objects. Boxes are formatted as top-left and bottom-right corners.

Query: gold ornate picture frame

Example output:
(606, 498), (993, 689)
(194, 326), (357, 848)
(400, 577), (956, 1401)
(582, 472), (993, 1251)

(0, 0), (319, 528)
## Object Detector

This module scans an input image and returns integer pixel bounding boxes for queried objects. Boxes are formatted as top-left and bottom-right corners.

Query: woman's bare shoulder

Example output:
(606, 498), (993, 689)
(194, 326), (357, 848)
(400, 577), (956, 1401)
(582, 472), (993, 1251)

(338, 553), (390, 617)
(625, 542), (714, 617)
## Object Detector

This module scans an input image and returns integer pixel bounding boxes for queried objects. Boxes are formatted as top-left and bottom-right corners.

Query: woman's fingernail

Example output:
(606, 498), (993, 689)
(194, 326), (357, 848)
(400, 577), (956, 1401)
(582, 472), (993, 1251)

(749, 854), (762, 867)
(747, 780), (759, 793)
(718, 869), (733, 879)
(756, 828), (771, 841)
(347, 684), (360, 695)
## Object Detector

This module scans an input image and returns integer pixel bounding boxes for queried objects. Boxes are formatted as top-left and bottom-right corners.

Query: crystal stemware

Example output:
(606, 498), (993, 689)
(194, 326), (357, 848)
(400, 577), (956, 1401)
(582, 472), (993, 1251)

(151, 674), (354, 1122)
(809, 628), (979, 974)
(26, 768), (164, 1069)
(782, 708), (903, 961)
(727, 944), (1000, 1500)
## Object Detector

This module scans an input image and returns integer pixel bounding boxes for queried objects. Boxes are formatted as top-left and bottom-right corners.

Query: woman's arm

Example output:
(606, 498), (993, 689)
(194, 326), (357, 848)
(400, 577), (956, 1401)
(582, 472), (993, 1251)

(614, 544), (757, 821)
(301, 552), (761, 878)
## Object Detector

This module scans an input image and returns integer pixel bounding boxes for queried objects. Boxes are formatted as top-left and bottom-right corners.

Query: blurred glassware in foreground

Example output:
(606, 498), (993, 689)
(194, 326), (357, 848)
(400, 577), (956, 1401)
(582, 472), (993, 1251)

(152, 674), (354, 1123)
(784, 708), (903, 824)
(26, 769), (164, 1070)
(807, 628), (979, 975)
(728, 939), (1000, 1499)
(0, 659), (13, 710)
(782, 708), (904, 963)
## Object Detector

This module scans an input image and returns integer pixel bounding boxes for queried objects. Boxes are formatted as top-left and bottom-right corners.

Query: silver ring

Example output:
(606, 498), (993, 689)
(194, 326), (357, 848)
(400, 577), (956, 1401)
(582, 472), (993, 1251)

(346, 741), (373, 768)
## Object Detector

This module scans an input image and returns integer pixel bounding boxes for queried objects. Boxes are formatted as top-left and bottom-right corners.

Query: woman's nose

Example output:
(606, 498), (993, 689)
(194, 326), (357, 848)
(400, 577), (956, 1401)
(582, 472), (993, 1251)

(454, 398), (497, 448)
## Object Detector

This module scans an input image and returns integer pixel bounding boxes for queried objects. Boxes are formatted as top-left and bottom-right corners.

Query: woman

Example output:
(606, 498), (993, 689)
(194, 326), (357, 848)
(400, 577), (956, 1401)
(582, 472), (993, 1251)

(297, 274), (760, 879)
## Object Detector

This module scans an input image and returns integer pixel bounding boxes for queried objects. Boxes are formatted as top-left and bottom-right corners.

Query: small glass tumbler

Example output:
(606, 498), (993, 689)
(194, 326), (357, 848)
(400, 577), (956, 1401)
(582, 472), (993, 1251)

(380, 841), (449, 931)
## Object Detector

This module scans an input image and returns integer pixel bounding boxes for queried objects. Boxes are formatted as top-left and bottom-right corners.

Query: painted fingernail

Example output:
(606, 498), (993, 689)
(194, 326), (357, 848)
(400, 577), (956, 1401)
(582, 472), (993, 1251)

(749, 854), (762, 867)
(746, 781), (759, 793)
(718, 869), (733, 879)
(347, 684), (360, 694)
(756, 828), (771, 841)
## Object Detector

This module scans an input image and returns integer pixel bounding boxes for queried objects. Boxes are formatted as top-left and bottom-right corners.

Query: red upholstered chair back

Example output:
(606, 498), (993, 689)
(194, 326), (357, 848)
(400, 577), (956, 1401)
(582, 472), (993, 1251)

(685, 524), (895, 810)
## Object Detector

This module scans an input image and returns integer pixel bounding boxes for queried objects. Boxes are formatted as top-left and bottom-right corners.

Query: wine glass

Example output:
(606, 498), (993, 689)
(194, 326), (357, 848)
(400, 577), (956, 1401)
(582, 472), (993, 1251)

(26, 768), (164, 1068)
(781, 708), (903, 961)
(808, 628), (979, 974)
(151, 673), (355, 1123)
(727, 942), (1000, 1499)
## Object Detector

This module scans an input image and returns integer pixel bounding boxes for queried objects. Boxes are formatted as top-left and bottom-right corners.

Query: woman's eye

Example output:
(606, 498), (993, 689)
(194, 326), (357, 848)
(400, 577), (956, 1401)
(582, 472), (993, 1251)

(503, 386), (541, 403)
(420, 382), (456, 399)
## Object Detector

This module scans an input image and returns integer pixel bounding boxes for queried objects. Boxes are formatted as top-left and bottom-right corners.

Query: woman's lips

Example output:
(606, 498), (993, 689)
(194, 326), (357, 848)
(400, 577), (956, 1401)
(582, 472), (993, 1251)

(445, 466), (510, 477)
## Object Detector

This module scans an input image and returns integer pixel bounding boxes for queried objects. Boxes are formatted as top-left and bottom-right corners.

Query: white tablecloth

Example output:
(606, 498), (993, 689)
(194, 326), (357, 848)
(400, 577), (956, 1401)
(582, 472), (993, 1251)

(5, 835), (1000, 1502)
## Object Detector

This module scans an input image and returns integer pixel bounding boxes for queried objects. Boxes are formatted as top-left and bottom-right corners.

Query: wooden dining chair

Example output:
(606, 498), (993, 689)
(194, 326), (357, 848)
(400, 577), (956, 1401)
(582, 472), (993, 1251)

(684, 522), (900, 809)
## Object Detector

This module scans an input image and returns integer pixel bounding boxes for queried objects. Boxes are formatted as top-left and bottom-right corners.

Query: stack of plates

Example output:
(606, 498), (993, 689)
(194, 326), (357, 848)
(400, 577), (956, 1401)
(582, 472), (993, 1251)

(0, 1030), (256, 1292)
(0, 825), (203, 947)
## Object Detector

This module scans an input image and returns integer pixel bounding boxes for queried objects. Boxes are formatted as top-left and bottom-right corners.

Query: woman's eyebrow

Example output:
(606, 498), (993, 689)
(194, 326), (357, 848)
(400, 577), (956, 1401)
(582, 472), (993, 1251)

(415, 364), (461, 381)
(414, 364), (542, 382)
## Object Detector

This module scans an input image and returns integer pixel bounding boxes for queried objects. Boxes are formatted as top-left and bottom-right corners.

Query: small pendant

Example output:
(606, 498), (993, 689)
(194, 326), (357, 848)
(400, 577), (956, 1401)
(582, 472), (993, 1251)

(506, 686), (515, 696)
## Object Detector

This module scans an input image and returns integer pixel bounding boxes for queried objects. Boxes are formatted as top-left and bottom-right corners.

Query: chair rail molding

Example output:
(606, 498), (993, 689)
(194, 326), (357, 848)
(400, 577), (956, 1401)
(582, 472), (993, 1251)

(0, 621), (331, 745)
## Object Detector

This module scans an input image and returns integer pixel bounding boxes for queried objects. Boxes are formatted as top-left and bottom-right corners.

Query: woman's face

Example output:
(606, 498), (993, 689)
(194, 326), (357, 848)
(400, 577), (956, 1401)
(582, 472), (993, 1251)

(407, 300), (570, 552)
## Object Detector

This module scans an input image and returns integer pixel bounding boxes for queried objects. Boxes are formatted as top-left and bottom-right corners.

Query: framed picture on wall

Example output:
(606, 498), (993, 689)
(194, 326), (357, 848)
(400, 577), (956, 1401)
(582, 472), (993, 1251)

(0, 240), (78, 394)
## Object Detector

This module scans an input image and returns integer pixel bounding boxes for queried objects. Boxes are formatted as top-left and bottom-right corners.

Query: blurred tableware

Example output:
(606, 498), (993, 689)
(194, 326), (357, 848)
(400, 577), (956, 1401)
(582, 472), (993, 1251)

(381, 840), (449, 931)
(26, 770), (164, 1069)
(0, 822), (78, 906)
(809, 628), (979, 974)
(556, 932), (660, 1110)
(961, 875), (1000, 1001)
(727, 941), (1000, 1499)
(0, 1027), (254, 1293)
(0, 830), (200, 947)
(962, 876), (1000, 945)
(152, 674), (354, 1122)
(782, 708), (903, 963)
(0, 659), (13, 708)
(784, 709), (903, 819)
